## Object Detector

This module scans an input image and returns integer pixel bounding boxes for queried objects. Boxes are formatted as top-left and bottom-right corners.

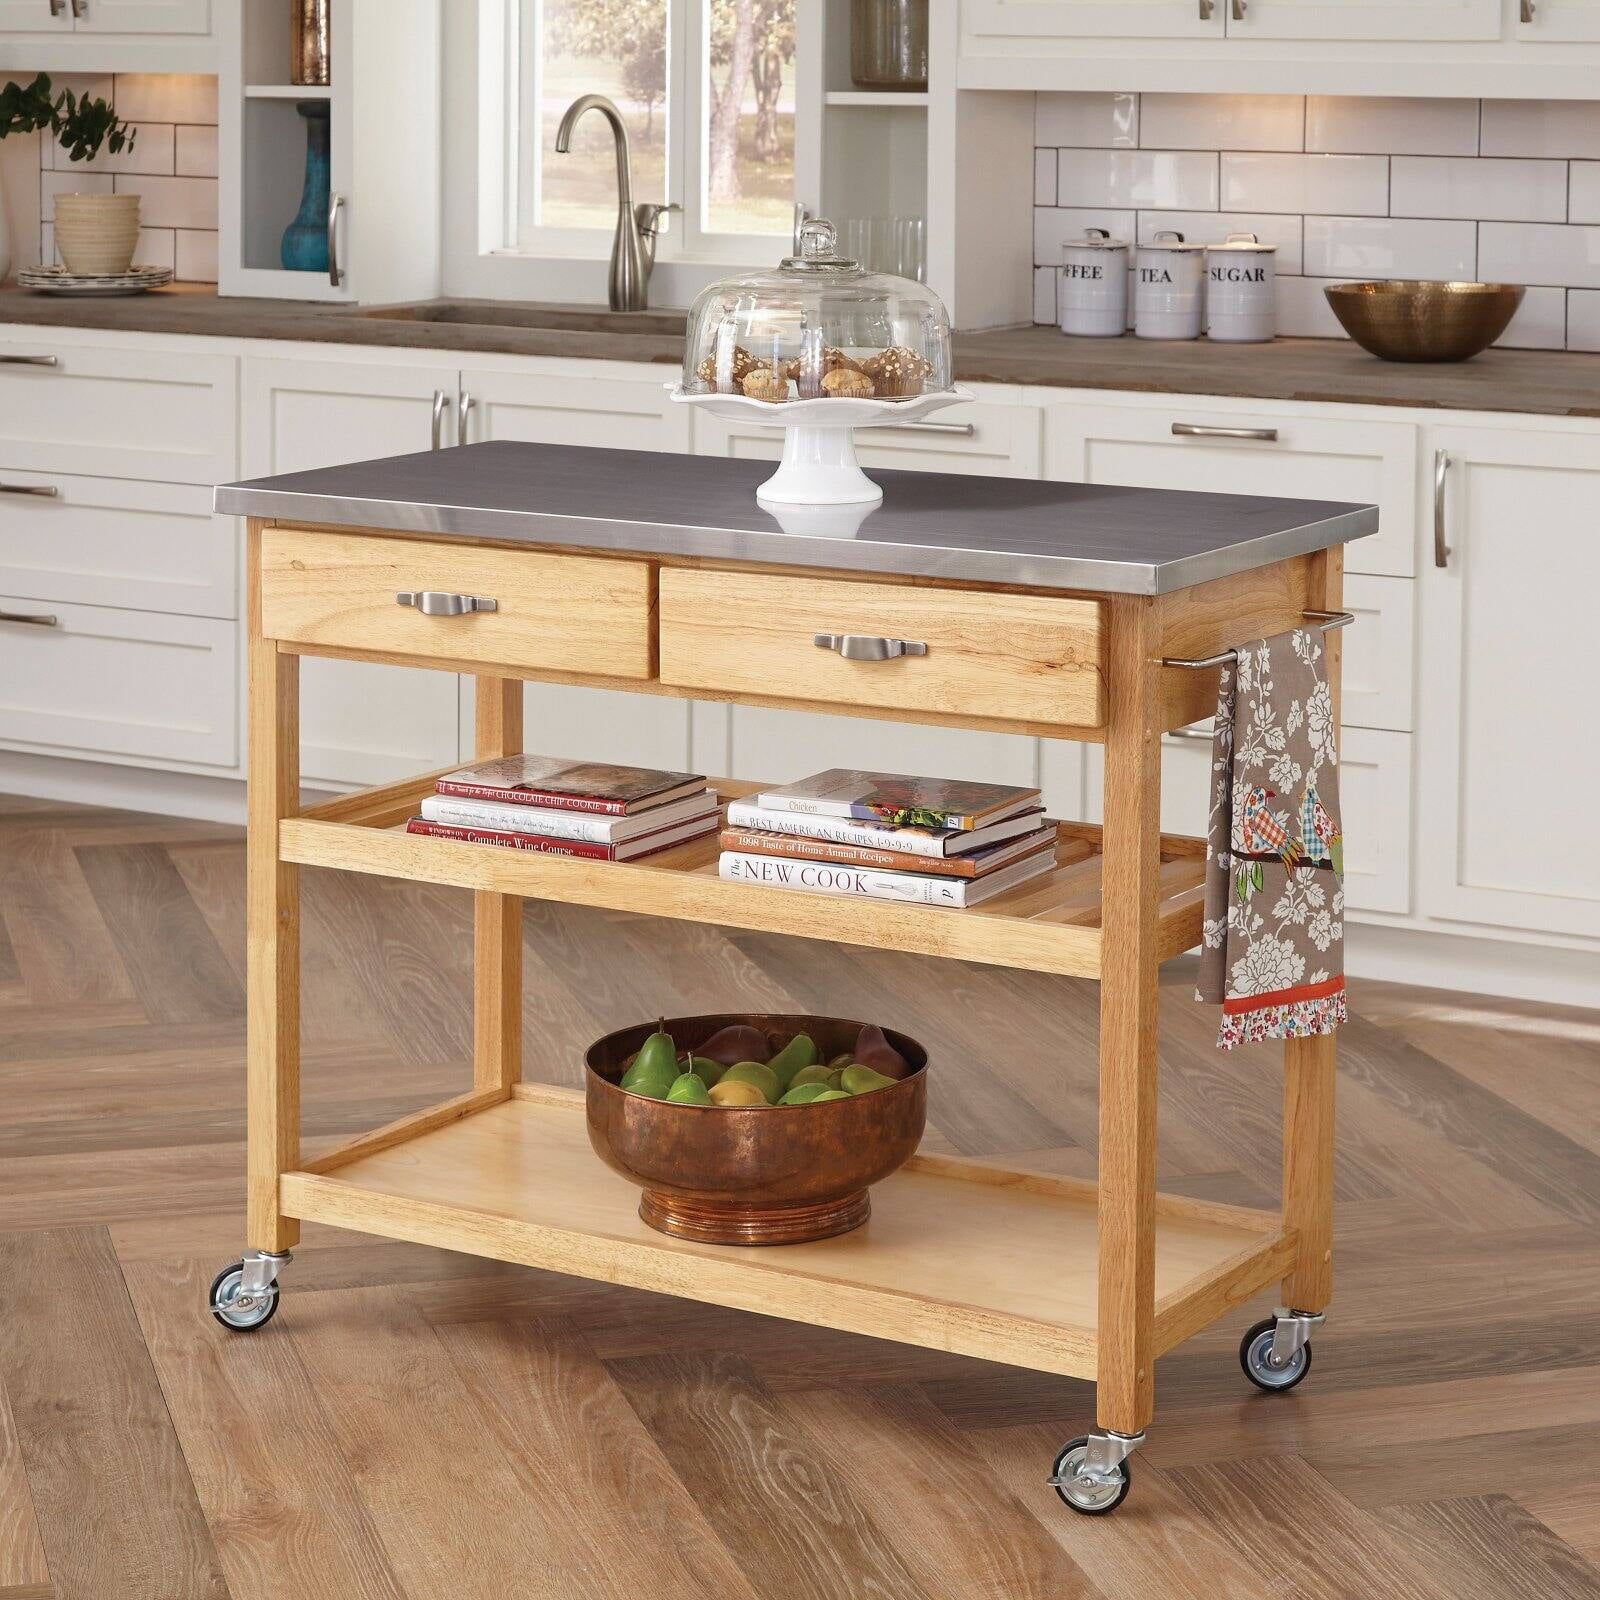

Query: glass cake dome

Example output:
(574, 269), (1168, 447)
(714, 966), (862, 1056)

(670, 219), (968, 509)
(680, 218), (953, 403)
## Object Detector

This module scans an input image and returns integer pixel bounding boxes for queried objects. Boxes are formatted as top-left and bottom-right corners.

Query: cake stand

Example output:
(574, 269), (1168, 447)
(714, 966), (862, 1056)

(669, 385), (975, 507)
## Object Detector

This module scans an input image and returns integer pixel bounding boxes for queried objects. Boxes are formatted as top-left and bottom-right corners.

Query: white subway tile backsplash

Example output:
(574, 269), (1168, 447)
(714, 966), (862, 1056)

(1480, 221), (1600, 289)
(1570, 162), (1600, 226)
(175, 227), (219, 283)
(132, 227), (176, 271)
(1136, 211), (1303, 274)
(1033, 266), (1057, 327)
(1274, 276), (1348, 339)
(112, 173), (217, 230)
(1140, 94), (1304, 154)
(1035, 206), (1137, 264)
(110, 73), (218, 125)
(1495, 286), (1568, 350)
(174, 124), (218, 179)
(1390, 156), (1567, 224)
(1481, 100), (1600, 161)
(1036, 92), (1138, 150)
(1058, 149), (1218, 212)
(1035, 148), (1057, 207)
(1566, 289), (1600, 351)
(1306, 97), (1479, 157)
(1305, 215), (1476, 282)
(1221, 152), (1389, 217)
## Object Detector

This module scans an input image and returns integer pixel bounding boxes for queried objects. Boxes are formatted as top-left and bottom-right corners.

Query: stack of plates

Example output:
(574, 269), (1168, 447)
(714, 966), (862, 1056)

(17, 264), (174, 297)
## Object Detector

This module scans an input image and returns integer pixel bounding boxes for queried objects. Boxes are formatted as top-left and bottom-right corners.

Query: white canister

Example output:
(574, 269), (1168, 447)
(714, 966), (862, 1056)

(1058, 228), (1129, 339)
(1206, 232), (1277, 343)
(1134, 230), (1206, 341)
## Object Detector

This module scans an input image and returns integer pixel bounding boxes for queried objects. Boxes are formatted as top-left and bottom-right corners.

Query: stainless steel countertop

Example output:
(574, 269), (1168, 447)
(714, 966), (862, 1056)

(215, 440), (1377, 596)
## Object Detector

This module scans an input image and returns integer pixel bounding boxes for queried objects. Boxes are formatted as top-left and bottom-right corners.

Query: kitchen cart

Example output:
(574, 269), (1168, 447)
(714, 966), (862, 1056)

(212, 442), (1373, 1514)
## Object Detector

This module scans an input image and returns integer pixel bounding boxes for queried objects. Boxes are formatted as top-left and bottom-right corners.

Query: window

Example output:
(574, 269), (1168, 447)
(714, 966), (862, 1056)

(504, 0), (795, 261)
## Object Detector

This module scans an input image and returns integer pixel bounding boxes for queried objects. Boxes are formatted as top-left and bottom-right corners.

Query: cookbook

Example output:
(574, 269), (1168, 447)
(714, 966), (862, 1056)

(750, 769), (1041, 832)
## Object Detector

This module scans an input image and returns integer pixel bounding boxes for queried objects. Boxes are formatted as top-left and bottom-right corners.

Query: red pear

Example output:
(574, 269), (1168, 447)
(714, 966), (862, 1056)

(854, 1023), (910, 1080)
(695, 1022), (770, 1066)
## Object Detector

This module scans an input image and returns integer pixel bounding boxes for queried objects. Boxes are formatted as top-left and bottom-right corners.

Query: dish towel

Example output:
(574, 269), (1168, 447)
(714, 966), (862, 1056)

(1196, 627), (1347, 1050)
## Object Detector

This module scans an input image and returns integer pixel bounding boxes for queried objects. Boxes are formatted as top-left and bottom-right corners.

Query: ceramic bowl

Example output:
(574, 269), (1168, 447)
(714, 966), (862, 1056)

(585, 1012), (927, 1245)
(1324, 280), (1525, 363)
(52, 193), (142, 277)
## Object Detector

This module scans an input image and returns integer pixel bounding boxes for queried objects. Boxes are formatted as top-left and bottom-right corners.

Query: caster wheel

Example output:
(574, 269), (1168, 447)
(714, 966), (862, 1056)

(1050, 1437), (1131, 1515)
(1240, 1316), (1311, 1392)
(208, 1261), (280, 1332)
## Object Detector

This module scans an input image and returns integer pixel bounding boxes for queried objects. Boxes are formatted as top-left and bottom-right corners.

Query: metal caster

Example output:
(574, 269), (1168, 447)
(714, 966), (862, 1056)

(1048, 1429), (1141, 1515)
(1240, 1307), (1322, 1392)
(208, 1250), (290, 1332)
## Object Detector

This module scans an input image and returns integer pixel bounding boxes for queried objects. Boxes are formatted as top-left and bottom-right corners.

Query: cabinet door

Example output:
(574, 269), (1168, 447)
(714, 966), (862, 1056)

(1419, 427), (1600, 940)
(1228, 0), (1499, 39)
(72, 0), (210, 31)
(1517, 0), (1600, 38)
(0, 1), (70, 30)
(1046, 400), (1417, 576)
(241, 357), (463, 788)
(460, 364), (694, 773)
(963, 0), (1224, 40)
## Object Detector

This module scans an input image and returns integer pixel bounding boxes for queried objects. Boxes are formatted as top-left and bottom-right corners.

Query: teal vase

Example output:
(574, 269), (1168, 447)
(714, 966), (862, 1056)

(281, 100), (331, 272)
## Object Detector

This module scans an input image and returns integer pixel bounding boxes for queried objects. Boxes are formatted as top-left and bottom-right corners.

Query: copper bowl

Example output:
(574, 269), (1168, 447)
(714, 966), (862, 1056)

(585, 1012), (927, 1246)
(1324, 280), (1525, 363)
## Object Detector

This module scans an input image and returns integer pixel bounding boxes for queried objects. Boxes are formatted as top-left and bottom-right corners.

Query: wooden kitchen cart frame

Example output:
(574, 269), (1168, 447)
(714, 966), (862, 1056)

(224, 514), (1343, 1514)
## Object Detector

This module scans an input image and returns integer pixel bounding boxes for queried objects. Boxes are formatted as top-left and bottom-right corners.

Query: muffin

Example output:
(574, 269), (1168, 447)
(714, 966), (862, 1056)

(821, 366), (875, 399)
(864, 345), (933, 399)
(696, 344), (760, 393)
(741, 365), (789, 403)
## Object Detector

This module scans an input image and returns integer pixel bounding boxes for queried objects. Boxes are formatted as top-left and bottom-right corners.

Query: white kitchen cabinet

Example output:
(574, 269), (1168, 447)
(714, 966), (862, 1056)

(242, 356), (463, 786)
(74, 0), (211, 33)
(1340, 574), (1414, 733)
(0, 596), (235, 770)
(1419, 426), (1600, 940)
(0, 475), (233, 619)
(0, 0), (213, 69)
(1230, 0), (1500, 40)
(1044, 400), (1418, 577)
(0, 1), (67, 31)
(1516, 0), (1600, 39)
(963, 0), (1223, 42)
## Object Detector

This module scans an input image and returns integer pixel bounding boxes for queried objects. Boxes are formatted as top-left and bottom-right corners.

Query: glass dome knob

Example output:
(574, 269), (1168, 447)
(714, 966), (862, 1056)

(800, 219), (836, 259)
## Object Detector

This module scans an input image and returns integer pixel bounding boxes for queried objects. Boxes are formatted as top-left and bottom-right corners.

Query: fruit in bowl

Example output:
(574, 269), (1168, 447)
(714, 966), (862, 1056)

(585, 1012), (927, 1245)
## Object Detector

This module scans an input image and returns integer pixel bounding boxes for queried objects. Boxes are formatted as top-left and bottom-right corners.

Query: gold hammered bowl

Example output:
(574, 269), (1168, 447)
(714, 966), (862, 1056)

(1324, 280), (1525, 363)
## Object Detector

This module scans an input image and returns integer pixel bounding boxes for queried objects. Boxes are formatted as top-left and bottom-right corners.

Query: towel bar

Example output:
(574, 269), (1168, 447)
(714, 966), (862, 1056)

(1159, 609), (1354, 671)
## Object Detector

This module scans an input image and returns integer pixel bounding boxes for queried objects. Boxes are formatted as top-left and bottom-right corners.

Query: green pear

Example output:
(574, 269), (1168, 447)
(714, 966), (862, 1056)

(666, 1071), (713, 1105)
(778, 1082), (832, 1106)
(841, 1065), (896, 1096)
(721, 1060), (780, 1104)
(827, 1051), (855, 1071)
(766, 1033), (819, 1091)
(788, 1063), (835, 1090)
(811, 1089), (850, 1102)
(685, 1055), (726, 1087)
(620, 1055), (677, 1094)
(630, 1018), (678, 1084)
(624, 1074), (672, 1100)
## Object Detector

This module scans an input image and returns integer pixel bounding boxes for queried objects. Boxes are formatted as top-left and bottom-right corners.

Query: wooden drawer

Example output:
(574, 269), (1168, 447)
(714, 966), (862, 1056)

(258, 527), (655, 680)
(0, 596), (237, 770)
(0, 339), (236, 484)
(658, 568), (1105, 729)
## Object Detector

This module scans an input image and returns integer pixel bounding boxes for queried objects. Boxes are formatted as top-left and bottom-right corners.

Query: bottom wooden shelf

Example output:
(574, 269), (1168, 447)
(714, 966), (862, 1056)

(281, 1086), (1293, 1378)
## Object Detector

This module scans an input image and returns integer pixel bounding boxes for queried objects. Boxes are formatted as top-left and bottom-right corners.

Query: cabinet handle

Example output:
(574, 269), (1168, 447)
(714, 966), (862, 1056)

(0, 353), (57, 367)
(1231, 0), (1247, 16)
(48, 0), (66, 15)
(396, 591), (498, 617)
(457, 391), (474, 447)
(1172, 421), (1278, 442)
(1167, 727), (1215, 743)
(1521, 0), (1536, 20)
(430, 389), (448, 450)
(327, 191), (345, 288)
(879, 420), (975, 437)
(1198, 0), (1214, 16)
(0, 608), (58, 627)
(813, 633), (927, 661)
(1433, 448), (1451, 569)
(0, 481), (57, 497)
(70, 0), (85, 14)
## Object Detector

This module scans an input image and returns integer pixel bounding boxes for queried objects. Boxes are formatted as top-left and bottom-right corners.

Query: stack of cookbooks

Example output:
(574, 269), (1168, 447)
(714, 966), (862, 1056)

(720, 769), (1058, 908)
(405, 756), (719, 862)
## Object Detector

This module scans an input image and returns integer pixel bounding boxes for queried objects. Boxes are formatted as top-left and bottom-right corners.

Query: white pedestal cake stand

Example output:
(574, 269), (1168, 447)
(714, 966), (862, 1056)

(669, 386), (975, 508)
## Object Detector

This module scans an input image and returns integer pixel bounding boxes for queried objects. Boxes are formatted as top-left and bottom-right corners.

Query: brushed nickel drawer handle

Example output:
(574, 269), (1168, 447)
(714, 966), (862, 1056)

(1172, 422), (1278, 442)
(328, 191), (345, 289)
(813, 633), (927, 661)
(1434, 448), (1451, 569)
(0, 608), (58, 627)
(879, 420), (976, 437)
(1166, 727), (1215, 743)
(1522, 0), (1536, 20)
(0, 482), (57, 497)
(396, 591), (498, 616)
(0, 353), (58, 367)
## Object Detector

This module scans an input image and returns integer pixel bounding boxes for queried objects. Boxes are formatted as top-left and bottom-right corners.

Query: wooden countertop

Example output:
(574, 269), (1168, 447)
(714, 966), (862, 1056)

(4, 284), (1599, 418)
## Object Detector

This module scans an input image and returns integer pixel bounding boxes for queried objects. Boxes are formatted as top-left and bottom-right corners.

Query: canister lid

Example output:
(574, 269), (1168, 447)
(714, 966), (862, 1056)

(1140, 228), (1206, 253)
(1207, 231), (1277, 254)
(1065, 227), (1129, 252)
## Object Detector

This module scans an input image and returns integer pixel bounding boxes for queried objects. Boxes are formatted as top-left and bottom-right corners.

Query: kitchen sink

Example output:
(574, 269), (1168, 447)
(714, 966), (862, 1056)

(358, 299), (687, 337)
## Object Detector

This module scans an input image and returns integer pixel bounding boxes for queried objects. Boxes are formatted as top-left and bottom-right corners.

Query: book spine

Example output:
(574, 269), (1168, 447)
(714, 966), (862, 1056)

(405, 819), (616, 860)
(434, 780), (626, 816)
(753, 794), (980, 830)
(420, 796), (618, 844)
(724, 801), (950, 858)
(718, 852), (971, 907)
(718, 828), (976, 878)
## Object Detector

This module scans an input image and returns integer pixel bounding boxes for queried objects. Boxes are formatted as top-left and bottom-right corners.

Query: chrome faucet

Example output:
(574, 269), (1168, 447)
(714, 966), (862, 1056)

(554, 94), (678, 312)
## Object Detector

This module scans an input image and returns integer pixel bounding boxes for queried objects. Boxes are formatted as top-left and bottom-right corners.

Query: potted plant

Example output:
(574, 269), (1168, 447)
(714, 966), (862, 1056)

(0, 74), (139, 276)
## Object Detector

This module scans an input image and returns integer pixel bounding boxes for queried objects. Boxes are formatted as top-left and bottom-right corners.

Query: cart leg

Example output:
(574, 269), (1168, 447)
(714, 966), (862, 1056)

(473, 676), (524, 1093)
(245, 520), (300, 1257)
(1092, 597), (1163, 1453)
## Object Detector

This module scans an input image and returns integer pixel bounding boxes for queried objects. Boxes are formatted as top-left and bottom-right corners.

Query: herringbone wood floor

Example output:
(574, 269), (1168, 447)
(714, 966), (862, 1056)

(1, 790), (1598, 1600)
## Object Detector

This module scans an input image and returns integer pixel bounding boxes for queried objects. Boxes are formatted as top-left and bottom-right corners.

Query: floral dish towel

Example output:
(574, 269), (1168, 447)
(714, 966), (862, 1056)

(1196, 627), (1346, 1050)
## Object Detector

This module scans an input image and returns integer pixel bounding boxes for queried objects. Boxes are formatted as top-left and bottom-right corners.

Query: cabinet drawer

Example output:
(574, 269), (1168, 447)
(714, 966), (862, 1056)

(1342, 573), (1413, 732)
(0, 340), (236, 484)
(258, 527), (655, 680)
(0, 474), (234, 618)
(0, 596), (236, 769)
(658, 568), (1105, 729)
